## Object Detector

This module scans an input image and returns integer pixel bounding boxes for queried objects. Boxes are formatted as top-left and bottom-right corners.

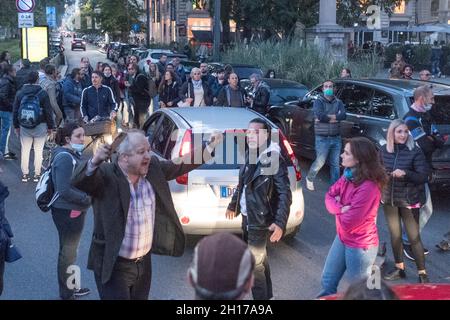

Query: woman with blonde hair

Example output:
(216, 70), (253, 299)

(380, 119), (430, 283)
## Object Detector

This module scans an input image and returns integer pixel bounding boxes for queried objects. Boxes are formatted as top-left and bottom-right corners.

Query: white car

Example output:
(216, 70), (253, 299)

(138, 49), (172, 73)
(143, 107), (305, 238)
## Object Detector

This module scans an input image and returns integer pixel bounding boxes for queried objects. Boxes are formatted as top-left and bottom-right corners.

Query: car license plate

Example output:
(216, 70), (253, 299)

(220, 186), (236, 198)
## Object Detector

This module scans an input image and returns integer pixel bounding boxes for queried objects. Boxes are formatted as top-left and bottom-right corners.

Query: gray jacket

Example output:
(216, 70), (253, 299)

(41, 77), (63, 124)
(313, 95), (346, 136)
(51, 147), (91, 211)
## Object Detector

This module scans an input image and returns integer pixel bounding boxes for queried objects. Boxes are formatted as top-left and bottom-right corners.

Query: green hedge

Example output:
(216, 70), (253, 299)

(0, 39), (20, 63)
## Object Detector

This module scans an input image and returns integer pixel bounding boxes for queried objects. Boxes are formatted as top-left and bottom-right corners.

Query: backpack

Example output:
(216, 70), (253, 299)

(18, 90), (43, 129)
(35, 152), (76, 212)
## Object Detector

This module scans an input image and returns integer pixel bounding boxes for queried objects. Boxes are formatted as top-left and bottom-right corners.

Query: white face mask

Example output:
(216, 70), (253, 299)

(424, 104), (432, 111)
(104, 71), (111, 77)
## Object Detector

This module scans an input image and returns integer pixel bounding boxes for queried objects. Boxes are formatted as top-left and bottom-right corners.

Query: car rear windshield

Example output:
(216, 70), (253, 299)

(233, 67), (263, 80)
(270, 87), (309, 105)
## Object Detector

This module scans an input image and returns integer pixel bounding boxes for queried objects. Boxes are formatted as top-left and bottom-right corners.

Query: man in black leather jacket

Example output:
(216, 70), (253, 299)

(226, 118), (292, 300)
(246, 73), (270, 115)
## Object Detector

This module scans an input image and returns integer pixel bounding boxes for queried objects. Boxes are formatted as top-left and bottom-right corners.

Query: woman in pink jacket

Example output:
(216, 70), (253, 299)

(318, 137), (388, 297)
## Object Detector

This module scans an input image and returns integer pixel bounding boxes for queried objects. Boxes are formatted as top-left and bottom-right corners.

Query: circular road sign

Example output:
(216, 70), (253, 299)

(16, 0), (35, 13)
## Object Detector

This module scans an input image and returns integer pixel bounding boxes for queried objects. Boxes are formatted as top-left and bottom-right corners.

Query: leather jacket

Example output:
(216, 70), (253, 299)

(227, 144), (292, 231)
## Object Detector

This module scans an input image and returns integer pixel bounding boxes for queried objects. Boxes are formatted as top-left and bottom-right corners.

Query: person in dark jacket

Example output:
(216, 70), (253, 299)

(158, 70), (181, 108)
(402, 85), (444, 259)
(226, 118), (292, 300)
(246, 73), (270, 115)
(71, 129), (222, 300)
(102, 64), (121, 105)
(0, 179), (13, 296)
(306, 80), (346, 191)
(15, 59), (33, 90)
(179, 68), (213, 107)
(13, 71), (56, 182)
(62, 68), (83, 122)
(211, 68), (227, 101)
(51, 122), (92, 299)
(215, 73), (247, 107)
(125, 63), (151, 128)
(380, 120), (430, 284)
(0, 65), (16, 160)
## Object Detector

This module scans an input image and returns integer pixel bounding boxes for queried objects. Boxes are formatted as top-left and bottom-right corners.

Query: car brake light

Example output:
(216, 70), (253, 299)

(180, 216), (190, 225)
(176, 129), (192, 185)
(279, 129), (301, 181)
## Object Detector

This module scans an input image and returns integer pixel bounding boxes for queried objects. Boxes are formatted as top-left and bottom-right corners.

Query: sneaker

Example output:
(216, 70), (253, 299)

(74, 288), (91, 297)
(33, 174), (41, 183)
(418, 273), (430, 283)
(383, 267), (406, 281)
(4, 152), (17, 160)
(306, 178), (315, 191)
(403, 244), (415, 261)
(21, 174), (29, 183)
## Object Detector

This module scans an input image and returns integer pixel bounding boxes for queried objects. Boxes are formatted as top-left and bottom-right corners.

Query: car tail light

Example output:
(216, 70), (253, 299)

(176, 129), (192, 185)
(146, 59), (151, 65)
(180, 216), (190, 225)
(279, 129), (301, 181)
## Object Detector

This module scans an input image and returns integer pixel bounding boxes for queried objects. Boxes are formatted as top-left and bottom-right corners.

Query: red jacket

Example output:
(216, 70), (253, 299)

(325, 177), (381, 249)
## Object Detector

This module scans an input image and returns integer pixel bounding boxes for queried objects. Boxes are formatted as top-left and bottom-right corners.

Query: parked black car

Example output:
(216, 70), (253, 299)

(209, 63), (263, 80)
(268, 78), (450, 185)
(240, 78), (309, 108)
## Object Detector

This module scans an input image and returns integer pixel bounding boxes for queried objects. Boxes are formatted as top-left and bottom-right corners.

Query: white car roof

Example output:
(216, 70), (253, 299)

(167, 107), (275, 131)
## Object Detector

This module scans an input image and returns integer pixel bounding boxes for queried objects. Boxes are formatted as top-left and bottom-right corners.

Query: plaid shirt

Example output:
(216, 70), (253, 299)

(118, 175), (156, 259)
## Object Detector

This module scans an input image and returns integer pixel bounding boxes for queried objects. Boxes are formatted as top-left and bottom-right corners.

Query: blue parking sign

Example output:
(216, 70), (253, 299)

(132, 23), (140, 32)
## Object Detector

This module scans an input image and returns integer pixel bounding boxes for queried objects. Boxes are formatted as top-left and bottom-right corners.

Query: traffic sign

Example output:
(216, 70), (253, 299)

(16, 0), (35, 13)
(46, 6), (57, 28)
(18, 12), (34, 28)
(132, 23), (140, 32)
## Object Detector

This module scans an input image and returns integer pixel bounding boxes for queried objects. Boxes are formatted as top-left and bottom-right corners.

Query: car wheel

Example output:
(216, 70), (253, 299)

(283, 224), (300, 241)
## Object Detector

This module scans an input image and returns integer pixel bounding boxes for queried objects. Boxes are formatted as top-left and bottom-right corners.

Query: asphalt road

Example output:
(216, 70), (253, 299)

(1, 40), (449, 300)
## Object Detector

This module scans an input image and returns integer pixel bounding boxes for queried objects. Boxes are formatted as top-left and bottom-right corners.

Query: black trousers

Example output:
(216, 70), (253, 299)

(383, 204), (426, 271)
(95, 252), (152, 300)
(51, 207), (86, 299)
(242, 216), (273, 300)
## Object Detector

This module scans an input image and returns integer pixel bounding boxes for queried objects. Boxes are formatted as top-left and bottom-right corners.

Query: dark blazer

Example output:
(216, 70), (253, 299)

(71, 151), (211, 284)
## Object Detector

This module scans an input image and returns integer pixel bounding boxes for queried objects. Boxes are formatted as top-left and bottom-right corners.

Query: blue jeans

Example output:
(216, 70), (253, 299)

(307, 135), (341, 185)
(152, 95), (160, 112)
(431, 60), (441, 75)
(0, 111), (12, 155)
(318, 236), (378, 297)
(402, 184), (432, 245)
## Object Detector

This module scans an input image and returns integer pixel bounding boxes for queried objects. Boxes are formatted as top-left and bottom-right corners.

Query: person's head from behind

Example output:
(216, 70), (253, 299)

(116, 130), (151, 177)
(341, 137), (388, 188)
(55, 122), (85, 152)
(188, 233), (255, 300)
(340, 68), (351, 78)
(39, 57), (50, 71)
(91, 71), (103, 87)
(27, 70), (39, 85)
(21, 59), (31, 69)
(386, 119), (414, 153)
(342, 278), (399, 300)
(413, 85), (434, 110)
(45, 64), (57, 79)
(246, 118), (271, 150)
(70, 67), (82, 82)
(419, 69), (431, 81)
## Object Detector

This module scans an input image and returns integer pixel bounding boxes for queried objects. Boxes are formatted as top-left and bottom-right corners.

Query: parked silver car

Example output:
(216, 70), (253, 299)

(143, 107), (305, 238)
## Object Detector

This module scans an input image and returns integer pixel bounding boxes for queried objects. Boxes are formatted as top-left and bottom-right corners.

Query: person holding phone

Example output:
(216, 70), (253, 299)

(226, 118), (292, 300)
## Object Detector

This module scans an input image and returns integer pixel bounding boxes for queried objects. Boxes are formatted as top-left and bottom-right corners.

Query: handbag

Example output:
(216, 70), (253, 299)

(5, 239), (22, 263)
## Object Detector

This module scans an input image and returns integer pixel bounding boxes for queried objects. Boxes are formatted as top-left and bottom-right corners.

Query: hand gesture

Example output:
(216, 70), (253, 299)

(341, 205), (351, 213)
(92, 144), (112, 166)
(208, 131), (223, 149)
(392, 169), (406, 178)
(269, 223), (283, 243)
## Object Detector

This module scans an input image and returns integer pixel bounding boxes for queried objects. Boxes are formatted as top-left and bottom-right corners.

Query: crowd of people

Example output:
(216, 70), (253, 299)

(0, 47), (449, 301)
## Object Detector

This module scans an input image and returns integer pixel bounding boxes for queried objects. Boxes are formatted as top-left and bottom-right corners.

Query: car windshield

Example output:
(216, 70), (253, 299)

(233, 67), (263, 79)
(270, 87), (309, 104)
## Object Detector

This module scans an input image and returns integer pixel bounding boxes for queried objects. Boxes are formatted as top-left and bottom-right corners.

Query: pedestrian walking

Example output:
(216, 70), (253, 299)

(226, 118), (292, 300)
(125, 63), (151, 128)
(13, 71), (56, 183)
(306, 80), (346, 191)
(41, 64), (64, 127)
(50, 122), (92, 299)
(380, 120), (430, 284)
(188, 232), (255, 300)
(71, 129), (222, 300)
(62, 68), (83, 122)
(0, 64), (17, 161)
(318, 137), (388, 297)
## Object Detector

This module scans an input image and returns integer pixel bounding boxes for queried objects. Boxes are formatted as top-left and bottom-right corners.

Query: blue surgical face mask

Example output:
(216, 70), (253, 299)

(324, 88), (334, 96)
(343, 167), (354, 181)
(71, 143), (84, 153)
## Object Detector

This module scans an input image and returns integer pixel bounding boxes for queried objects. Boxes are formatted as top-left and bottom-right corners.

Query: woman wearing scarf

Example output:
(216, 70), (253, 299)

(179, 67), (213, 107)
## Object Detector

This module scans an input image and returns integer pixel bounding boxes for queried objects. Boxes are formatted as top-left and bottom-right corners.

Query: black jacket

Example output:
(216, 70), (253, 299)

(215, 85), (247, 107)
(404, 108), (445, 164)
(179, 79), (213, 106)
(227, 145), (292, 231)
(381, 144), (430, 207)
(102, 75), (121, 104)
(13, 84), (55, 129)
(251, 82), (270, 113)
(0, 180), (12, 242)
(159, 81), (181, 106)
(0, 75), (16, 112)
(15, 66), (33, 91)
(128, 73), (151, 104)
(80, 85), (117, 120)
